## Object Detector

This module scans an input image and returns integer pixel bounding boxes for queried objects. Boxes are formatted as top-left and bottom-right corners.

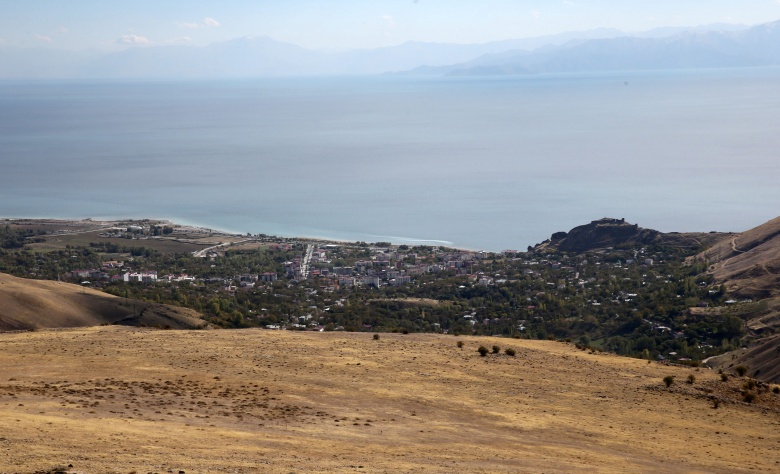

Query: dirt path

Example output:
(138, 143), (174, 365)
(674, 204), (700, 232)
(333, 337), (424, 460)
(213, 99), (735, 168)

(731, 237), (746, 254)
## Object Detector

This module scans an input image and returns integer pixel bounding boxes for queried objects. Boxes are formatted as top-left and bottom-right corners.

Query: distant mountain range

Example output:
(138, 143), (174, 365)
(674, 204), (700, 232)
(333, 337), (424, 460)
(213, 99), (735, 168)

(0, 21), (777, 79)
(409, 20), (780, 77)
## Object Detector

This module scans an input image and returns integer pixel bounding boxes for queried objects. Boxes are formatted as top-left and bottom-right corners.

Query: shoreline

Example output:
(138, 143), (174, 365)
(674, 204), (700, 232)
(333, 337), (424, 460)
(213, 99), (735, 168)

(2, 216), (476, 251)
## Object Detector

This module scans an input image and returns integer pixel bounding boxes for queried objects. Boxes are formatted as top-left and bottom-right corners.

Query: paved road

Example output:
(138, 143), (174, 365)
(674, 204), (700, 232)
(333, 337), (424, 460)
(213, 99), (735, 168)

(192, 239), (252, 258)
(300, 244), (314, 279)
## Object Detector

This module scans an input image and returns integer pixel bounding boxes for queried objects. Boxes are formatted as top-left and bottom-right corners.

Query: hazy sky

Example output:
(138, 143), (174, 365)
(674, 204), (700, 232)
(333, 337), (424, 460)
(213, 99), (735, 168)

(3, 0), (780, 51)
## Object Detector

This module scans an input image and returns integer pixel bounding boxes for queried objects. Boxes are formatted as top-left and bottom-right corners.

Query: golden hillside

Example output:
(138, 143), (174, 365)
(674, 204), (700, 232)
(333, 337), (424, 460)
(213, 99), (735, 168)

(1, 327), (778, 473)
(708, 333), (780, 383)
(0, 272), (206, 330)
(698, 216), (780, 300)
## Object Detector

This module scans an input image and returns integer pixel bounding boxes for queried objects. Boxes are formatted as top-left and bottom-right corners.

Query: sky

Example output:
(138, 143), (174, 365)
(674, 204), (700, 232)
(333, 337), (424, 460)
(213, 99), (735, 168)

(2, 0), (780, 51)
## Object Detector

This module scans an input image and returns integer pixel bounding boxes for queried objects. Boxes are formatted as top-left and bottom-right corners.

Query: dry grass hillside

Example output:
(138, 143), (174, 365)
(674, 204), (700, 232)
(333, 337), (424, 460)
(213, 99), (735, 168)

(692, 217), (780, 383)
(708, 333), (780, 383)
(697, 216), (780, 300)
(1, 327), (779, 473)
(0, 273), (206, 331)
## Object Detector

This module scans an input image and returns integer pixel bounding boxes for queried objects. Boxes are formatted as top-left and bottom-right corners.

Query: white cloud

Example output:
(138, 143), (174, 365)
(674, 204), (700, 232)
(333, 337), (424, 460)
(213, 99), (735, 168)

(36, 34), (53, 43)
(531, 9), (541, 19)
(177, 17), (221, 29)
(115, 34), (151, 45)
(564, 1), (575, 5)
(382, 15), (396, 28)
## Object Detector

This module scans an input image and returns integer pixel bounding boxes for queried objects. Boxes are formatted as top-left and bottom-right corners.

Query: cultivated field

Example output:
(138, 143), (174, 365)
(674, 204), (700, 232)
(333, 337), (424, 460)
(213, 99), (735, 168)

(1, 328), (779, 473)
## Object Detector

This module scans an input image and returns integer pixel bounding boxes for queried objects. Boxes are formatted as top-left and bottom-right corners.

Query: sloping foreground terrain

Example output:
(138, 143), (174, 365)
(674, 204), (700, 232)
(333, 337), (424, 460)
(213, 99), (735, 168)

(1, 328), (779, 473)
(708, 333), (780, 384)
(0, 273), (206, 330)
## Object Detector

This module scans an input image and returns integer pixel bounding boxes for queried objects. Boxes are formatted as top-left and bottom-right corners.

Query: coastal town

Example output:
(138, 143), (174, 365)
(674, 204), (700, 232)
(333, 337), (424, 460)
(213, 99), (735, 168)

(0, 217), (746, 363)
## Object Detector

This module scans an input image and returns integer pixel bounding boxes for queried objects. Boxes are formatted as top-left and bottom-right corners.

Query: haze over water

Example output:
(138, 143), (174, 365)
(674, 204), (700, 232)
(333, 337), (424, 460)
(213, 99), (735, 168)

(2, 67), (779, 251)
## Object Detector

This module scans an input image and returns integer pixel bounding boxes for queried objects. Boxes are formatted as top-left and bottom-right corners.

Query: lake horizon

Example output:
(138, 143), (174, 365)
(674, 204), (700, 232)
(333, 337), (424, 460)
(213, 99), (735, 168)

(2, 67), (779, 251)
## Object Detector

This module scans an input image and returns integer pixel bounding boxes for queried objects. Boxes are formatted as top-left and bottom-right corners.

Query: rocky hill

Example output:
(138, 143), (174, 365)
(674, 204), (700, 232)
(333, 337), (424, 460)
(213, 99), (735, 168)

(535, 218), (654, 252)
(0, 272), (207, 330)
(536, 217), (717, 253)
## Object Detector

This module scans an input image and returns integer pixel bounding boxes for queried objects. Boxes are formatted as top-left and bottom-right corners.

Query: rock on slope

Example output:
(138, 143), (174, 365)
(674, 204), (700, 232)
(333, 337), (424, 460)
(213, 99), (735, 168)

(0, 272), (206, 330)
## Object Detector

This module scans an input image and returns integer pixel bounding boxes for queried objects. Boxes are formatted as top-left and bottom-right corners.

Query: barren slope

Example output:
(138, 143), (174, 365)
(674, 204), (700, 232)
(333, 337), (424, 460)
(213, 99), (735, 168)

(0, 273), (206, 330)
(708, 333), (780, 383)
(697, 216), (780, 299)
(1, 327), (779, 473)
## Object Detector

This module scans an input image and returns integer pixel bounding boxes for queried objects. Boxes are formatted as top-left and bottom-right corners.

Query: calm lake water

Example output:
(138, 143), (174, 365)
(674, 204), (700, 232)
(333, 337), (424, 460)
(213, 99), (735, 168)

(1, 68), (779, 250)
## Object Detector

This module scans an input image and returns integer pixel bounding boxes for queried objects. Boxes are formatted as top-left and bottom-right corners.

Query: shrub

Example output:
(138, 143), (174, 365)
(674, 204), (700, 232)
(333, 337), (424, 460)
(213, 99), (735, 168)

(477, 346), (489, 357)
(743, 391), (756, 403)
(687, 374), (696, 384)
(720, 373), (729, 382)
(373, 334), (380, 340)
(663, 376), (675, 388)
(492, 345), (501, 354)
(457, 341), (464, 349)
(773, 386), (780, 395)
(735, 365), (748, 377)
(505, 348), (516, 357)
(711, 398), (720, 409)
(401, 329), (409, 334)
(742, 379), (757, 390)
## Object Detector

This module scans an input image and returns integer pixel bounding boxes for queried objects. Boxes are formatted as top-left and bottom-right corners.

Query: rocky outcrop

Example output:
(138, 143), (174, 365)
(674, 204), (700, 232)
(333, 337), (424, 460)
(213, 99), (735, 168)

(541, 218), (661, 253)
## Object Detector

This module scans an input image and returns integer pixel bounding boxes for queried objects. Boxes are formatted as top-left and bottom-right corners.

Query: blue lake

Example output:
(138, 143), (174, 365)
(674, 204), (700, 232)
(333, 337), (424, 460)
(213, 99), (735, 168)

(1, 68), (779, 250)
